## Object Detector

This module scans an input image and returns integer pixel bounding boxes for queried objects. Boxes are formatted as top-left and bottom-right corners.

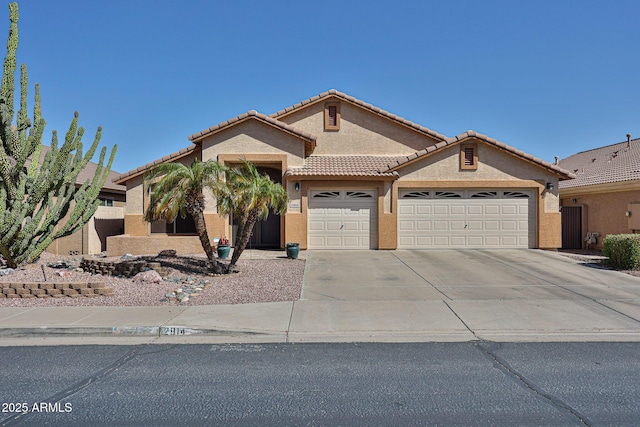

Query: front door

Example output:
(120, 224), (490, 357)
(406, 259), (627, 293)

(561, 206), (582, 249)
(230, 166), (282, 249)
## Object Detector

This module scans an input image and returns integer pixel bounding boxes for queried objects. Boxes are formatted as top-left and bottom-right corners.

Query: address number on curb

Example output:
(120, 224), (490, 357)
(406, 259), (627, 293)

(162, 326), (191, 336)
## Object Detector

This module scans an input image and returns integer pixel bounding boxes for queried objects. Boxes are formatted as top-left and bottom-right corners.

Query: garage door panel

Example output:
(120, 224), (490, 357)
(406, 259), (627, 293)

(398, 190), (535, 249)
(451, 205), (465, 215)
(451, 220), (466, 230)
(433, 205), (449, 215)
(417, 206), (432, 215)
(308, 190), (377, 249)
(468, 205), (483, 215)
(484, 205), (500, 215)
(433, 221), (449, 231)
(399, 220), (415, 231)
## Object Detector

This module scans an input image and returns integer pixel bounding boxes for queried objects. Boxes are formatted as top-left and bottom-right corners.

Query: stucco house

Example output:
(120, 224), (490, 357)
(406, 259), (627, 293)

(559, 134), (640, 250)
(109, 89), (573, 256)
(35, 147), (126, 256)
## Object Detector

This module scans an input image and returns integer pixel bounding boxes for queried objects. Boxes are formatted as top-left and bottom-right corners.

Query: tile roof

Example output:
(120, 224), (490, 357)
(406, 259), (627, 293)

(285, 155), (404, 178)
(271, 89), (448, 141)
(28, 146), (124, 193)
(380, 130), (576, 179)
(114, 144), (199, 184)
(559, 137), (640, 189)
(188, 110), (316, 147)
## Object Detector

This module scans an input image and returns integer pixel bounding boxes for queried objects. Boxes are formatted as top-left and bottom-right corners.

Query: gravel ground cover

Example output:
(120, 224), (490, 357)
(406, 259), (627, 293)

(0, 252), (304, 307)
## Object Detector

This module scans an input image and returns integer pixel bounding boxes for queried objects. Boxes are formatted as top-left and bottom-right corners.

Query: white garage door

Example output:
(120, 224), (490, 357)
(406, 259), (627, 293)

(308, 190), (378, 249)
(398, 190), (535, 249)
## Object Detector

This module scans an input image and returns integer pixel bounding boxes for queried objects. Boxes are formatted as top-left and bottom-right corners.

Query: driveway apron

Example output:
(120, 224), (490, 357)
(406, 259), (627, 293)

(298, 249), (640, 341)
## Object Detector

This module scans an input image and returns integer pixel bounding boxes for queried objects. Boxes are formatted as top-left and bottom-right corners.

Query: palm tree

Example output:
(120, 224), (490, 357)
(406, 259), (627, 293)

(219, 159), (288, 270)
(144, 159), (227, 273)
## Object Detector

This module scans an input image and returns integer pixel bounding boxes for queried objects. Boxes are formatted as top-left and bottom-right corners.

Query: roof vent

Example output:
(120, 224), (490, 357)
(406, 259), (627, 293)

(554, 156), (559, 165)
(628, 133), (632, 148)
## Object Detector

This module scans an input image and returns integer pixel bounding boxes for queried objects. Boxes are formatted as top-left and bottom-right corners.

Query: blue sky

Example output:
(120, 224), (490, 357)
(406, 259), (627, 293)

(7, 0), (640, 174)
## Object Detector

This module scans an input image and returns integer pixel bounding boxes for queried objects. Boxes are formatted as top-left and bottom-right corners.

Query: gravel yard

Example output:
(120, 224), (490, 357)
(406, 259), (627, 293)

(0, 252), (304, 307)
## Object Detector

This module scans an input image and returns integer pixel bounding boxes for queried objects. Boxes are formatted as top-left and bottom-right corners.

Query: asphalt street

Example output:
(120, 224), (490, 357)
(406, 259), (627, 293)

(1, 342), (639, 426)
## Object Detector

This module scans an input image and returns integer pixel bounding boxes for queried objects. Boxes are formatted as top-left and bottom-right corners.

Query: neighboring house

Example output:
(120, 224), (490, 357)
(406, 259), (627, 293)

(110, 89), (573, 256)
(33, 147), (126, 256)
(558, 135), (640, 250)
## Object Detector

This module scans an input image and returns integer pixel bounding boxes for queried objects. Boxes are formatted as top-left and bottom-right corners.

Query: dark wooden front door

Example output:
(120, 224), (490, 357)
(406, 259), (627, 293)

(561, 206), (582, 249)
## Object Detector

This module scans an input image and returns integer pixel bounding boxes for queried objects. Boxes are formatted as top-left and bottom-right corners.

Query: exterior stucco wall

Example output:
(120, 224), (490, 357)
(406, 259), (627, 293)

(200, 120), (306, 167)
(107, 235), (204, 256)
(560, 188), (640, 248)
(397, 141), (560, 213)
(123, 151), (201, 236)
(279, 101), (440, 155)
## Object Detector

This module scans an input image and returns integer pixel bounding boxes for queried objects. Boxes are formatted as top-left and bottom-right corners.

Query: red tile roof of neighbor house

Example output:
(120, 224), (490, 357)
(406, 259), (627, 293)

(559, 136), (640, 189)
(29, 145), (125, 193)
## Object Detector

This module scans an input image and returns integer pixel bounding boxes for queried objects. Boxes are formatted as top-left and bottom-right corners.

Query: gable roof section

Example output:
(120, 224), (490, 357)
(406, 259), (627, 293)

(271, 89), (448, 142)
(559, 137), (640, 189)
(188, 110), (316, 151)
(27, 145), (125, 193)
(380, 130), (576, 179)
(114, 144), (199, 184)
(285, 155), (402, 178)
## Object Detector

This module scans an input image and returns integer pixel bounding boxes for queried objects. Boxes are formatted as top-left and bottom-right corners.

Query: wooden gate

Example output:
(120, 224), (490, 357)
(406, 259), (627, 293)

(561, 206), (582, 249)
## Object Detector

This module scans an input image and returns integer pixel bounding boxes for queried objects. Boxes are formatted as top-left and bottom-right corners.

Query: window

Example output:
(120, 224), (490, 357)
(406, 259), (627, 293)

(460, 144), (478, 170)
(324, 102), (340, 131)
(98, 197), (114, 207)
(151, 213), (197, 234)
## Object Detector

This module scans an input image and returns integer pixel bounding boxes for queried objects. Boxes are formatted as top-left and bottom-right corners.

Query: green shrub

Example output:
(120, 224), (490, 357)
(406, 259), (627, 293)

(602, 234), (640, 270)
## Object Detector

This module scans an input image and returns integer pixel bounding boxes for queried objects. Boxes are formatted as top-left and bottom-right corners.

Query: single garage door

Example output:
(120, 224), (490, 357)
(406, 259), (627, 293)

(308, 190), (378, 249)
(398, 189), (535, 248)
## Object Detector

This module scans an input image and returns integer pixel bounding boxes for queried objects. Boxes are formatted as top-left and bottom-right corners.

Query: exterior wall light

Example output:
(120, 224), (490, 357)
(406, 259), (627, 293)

(546, 182), (554, 191)
(626, 211), (632, 217)
(294, 182), (300, 191)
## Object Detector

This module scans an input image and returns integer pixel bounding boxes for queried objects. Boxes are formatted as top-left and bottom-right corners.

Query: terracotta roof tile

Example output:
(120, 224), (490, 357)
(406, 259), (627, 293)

(114, 144), (199, 184)
(382, 130), (576, 179)
(285, 155), (403, 178)
(188, 110), (317, 146)
(27, 146), (124, 193)
(271, 89), (448, 141)
(559, 138), (640, 189)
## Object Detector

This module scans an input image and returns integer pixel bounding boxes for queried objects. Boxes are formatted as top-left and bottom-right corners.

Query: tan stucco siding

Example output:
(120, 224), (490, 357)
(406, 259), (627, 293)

(125, 176), (145, 216)
(560, 188), (640, 248)
(279, 101), (440, 155)
(397, 142), (560, 213)
(200, 120), (305, 167)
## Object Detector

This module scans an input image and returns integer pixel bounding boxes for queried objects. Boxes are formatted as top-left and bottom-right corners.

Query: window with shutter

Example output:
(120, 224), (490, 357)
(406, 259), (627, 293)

(324, 102), (340, 130)
(460, 143), (478, 170)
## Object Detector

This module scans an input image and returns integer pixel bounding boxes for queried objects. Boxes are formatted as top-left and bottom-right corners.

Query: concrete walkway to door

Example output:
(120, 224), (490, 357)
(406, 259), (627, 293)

(297, 249), (640, 341)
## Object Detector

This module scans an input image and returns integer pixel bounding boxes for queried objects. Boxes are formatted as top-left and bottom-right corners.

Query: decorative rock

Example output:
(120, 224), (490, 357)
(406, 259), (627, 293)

(158, 249), (177, 257)
(47, 261), (69, 269)
(132, 270), (162, 284)
(120, 253), (137, 261)
(0, 268), (15, 276)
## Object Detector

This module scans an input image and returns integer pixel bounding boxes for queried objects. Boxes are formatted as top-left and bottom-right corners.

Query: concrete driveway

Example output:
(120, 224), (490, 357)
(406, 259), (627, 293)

(296, 249), (640, 341)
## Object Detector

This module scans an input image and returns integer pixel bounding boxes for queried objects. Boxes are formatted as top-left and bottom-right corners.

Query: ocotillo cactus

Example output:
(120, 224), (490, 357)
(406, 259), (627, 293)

(0, 2), (117, 268)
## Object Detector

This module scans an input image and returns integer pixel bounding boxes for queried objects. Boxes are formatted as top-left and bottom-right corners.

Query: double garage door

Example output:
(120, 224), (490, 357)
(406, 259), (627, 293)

(398, 189), (536, 249)
(308, 190), (377, 249)
(307, 188), (535, 249)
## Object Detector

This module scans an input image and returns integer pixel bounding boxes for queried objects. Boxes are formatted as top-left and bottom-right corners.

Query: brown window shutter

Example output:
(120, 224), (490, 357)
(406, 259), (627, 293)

(464, 147), (475, 166)
(328, 105), (337, 127)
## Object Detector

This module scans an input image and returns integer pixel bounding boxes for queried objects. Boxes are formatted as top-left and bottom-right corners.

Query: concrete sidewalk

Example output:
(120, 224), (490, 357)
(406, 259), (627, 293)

(1, 249), (640, 345)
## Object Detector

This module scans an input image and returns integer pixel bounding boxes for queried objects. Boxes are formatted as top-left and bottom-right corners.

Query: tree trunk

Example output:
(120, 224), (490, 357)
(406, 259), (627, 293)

(189, 208), (225, 274)
(228, 207), (260, 270)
